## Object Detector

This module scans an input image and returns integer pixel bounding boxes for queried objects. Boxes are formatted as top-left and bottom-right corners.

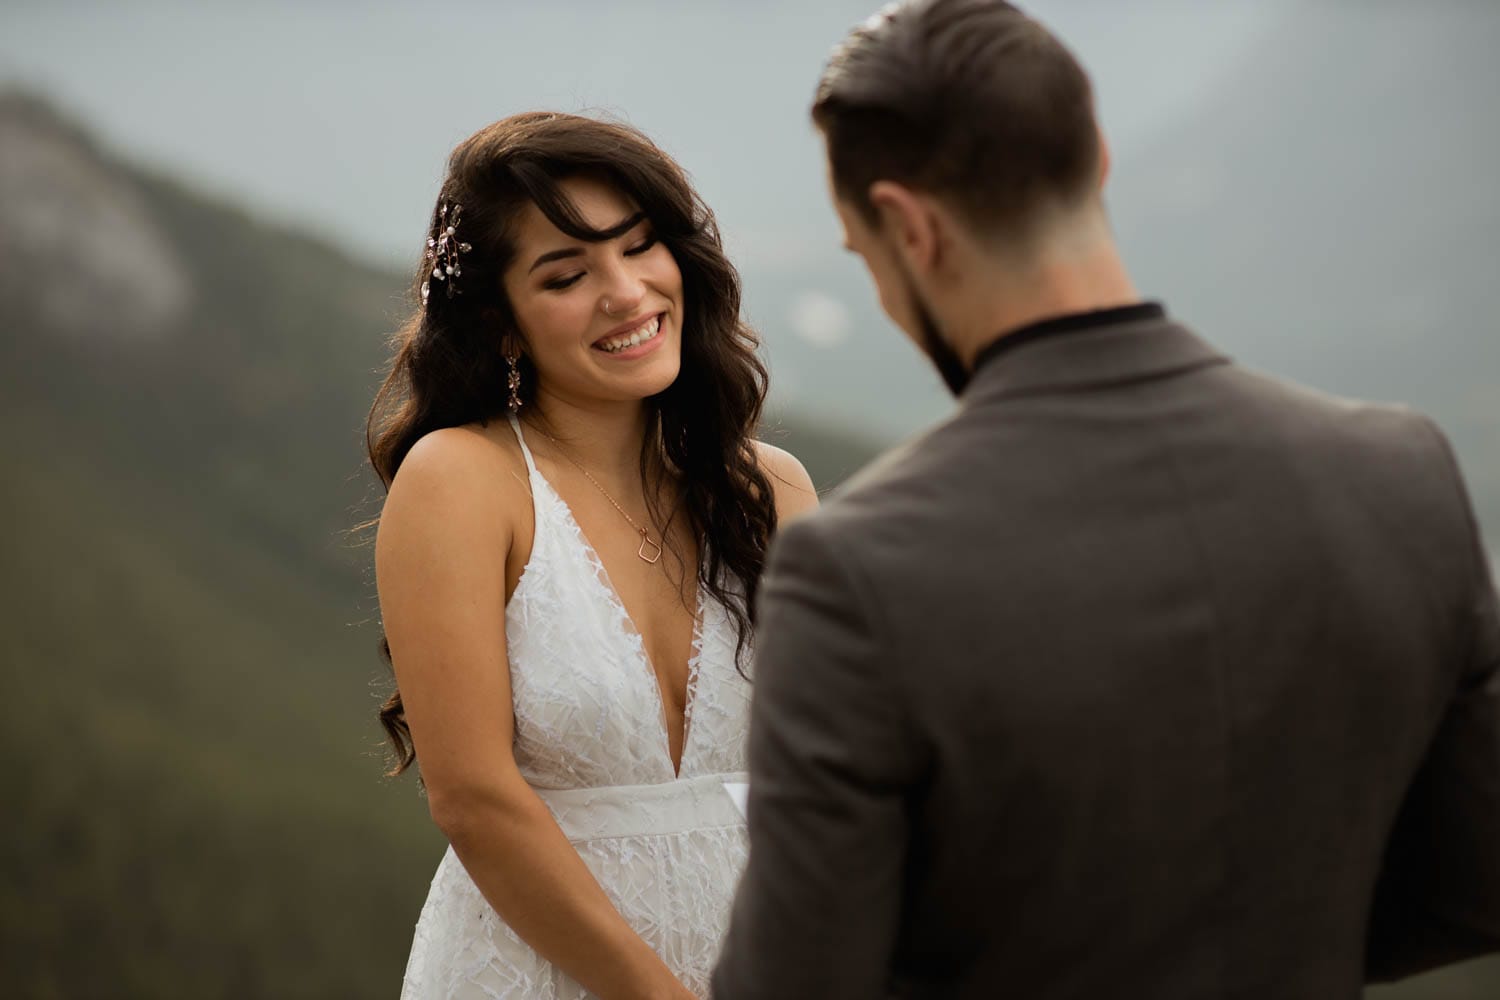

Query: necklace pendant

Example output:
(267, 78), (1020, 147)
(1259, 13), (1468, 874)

(637, 530), (663, 564)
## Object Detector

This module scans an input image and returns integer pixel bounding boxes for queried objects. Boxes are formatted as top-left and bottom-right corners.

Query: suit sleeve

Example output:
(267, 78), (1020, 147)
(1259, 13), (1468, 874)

(713, 516), (922, 1000)
(1366, 423), (1500, 981)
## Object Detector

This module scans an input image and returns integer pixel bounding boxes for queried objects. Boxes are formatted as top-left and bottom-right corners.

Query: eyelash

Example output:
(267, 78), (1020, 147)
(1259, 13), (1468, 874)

(543, 235), (658, 291)
(625, 235), (658, 256)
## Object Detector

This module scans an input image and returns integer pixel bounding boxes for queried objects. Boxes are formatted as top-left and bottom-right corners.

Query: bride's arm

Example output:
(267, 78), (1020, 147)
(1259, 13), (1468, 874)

(376, 428), (692, 1000)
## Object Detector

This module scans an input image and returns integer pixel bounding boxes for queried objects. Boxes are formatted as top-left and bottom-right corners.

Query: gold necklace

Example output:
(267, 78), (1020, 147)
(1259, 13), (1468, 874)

(539, 430), (664, 564)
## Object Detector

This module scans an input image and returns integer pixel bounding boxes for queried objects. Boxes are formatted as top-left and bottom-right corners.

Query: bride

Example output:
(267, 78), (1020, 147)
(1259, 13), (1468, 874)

(366, 111), (817, 999)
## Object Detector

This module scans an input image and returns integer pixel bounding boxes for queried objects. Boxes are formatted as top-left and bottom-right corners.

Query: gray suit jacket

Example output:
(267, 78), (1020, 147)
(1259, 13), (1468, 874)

(713, 314), (1500, 999)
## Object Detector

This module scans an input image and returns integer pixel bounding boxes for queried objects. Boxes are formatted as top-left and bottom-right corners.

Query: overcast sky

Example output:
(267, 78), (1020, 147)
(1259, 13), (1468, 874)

(0, 1), (1289, 275)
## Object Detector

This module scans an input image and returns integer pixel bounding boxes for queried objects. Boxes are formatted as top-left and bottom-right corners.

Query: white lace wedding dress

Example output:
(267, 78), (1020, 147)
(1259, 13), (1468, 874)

(400, 416), (752, 999)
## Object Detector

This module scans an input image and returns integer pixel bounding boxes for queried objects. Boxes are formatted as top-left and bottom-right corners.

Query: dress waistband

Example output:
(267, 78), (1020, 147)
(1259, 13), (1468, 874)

(533, 772), (749, 844)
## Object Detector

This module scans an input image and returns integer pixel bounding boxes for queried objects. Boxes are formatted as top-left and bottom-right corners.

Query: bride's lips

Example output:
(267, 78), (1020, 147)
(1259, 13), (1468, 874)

(591, 312), (667, 361)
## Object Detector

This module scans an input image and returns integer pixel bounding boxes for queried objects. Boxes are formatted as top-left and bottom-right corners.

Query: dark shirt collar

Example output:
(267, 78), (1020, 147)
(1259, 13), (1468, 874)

(972, 301), (1167, 375)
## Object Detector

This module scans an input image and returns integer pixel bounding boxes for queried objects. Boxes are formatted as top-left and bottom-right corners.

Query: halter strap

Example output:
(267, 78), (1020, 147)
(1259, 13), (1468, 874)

(507, 413), (540, 476)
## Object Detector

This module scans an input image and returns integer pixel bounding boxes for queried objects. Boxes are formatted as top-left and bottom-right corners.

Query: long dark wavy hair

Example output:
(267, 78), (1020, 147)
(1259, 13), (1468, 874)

(366, 112), (775, 775)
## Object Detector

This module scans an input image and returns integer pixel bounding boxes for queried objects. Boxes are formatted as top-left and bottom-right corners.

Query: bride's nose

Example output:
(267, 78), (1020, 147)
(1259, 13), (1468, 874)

(598, 263), (646, 318)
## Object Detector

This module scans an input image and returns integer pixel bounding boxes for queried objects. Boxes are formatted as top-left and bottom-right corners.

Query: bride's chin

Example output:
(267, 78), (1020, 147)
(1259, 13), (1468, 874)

(597, 358), (681, 399)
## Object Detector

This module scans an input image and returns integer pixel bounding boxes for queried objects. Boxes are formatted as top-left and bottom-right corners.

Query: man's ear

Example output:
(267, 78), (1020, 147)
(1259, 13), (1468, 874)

(868, 180), (939, 275)
(1096, 127), (1112, 190)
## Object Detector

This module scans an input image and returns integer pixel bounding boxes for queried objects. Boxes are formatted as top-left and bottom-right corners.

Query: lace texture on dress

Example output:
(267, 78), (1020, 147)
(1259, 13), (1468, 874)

(400, 416), (753, 999)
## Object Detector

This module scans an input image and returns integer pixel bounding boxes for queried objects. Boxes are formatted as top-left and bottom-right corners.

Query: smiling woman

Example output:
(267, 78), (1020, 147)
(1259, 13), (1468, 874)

(506, 179), (683, 401)
(363, 112), (817, 999)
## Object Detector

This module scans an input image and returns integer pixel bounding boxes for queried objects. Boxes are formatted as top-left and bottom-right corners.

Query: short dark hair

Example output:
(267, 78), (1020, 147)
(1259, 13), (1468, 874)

(813, 0), (1100, 238)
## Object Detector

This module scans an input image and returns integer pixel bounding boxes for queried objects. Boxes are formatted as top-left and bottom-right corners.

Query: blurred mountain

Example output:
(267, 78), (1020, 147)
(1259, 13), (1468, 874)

(0, 91), (878, 997)
(0, 89), (440, 998)
(0, 88), (876, 591)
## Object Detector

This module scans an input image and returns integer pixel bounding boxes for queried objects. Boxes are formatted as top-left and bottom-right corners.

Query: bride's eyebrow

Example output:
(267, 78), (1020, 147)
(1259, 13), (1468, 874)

(527, 212), (647, 274)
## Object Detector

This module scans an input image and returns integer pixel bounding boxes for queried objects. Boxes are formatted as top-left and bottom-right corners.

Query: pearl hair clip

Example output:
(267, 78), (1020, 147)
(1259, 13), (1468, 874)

(421, 202), (473, 304)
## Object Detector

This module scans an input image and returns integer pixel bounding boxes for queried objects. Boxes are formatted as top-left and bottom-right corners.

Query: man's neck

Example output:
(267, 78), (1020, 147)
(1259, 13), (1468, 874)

(944, 229), (1142, 367)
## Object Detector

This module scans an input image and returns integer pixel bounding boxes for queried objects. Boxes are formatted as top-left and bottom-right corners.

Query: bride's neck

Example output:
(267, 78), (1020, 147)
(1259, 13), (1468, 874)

(524, 392), (653, 483)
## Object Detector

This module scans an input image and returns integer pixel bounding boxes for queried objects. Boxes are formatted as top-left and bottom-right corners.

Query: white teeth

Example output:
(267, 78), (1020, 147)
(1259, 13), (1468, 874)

(600, 315), (662, 353)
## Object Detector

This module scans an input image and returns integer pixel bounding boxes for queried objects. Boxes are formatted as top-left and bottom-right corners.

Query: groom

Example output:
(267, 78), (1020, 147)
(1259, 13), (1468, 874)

(714, 1), (1500, 997)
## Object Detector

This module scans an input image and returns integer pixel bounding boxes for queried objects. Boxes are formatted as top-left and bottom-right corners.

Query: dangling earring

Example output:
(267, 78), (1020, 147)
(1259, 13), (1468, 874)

(506, 350), (523, 413)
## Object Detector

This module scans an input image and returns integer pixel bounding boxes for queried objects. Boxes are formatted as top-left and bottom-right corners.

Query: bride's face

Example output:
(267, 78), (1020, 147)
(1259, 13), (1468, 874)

(502, 176), (685, 408)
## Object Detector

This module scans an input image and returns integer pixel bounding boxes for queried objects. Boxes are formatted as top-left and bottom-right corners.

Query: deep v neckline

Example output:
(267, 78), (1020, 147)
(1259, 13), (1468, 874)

(517, 428), (704, 779)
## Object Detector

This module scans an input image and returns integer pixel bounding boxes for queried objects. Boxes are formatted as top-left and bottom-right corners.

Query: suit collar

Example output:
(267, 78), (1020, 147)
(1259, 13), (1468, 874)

(961, 310), (1229, 402)
(971, 302), (1168, 373)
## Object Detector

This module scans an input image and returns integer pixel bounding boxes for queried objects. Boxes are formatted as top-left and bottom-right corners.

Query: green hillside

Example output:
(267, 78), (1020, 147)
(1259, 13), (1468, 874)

(1, 415), (443, 997)
(0, 94), (449, 990)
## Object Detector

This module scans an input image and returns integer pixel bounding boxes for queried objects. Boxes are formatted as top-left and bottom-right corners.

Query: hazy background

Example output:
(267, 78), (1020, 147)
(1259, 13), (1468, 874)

(2, 1), (1497, 996)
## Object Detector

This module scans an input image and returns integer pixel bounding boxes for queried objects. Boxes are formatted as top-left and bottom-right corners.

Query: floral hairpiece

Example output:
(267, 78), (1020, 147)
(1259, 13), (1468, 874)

(421, 202), (473, 304)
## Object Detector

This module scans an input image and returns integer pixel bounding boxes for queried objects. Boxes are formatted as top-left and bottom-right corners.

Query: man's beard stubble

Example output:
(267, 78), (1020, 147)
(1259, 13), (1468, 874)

(898, 263), (970, 397)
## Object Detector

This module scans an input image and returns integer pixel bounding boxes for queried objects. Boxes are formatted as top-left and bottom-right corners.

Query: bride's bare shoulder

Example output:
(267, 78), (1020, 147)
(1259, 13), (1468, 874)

(380, 421), (532, 542)
(751, 439), (820, 523)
